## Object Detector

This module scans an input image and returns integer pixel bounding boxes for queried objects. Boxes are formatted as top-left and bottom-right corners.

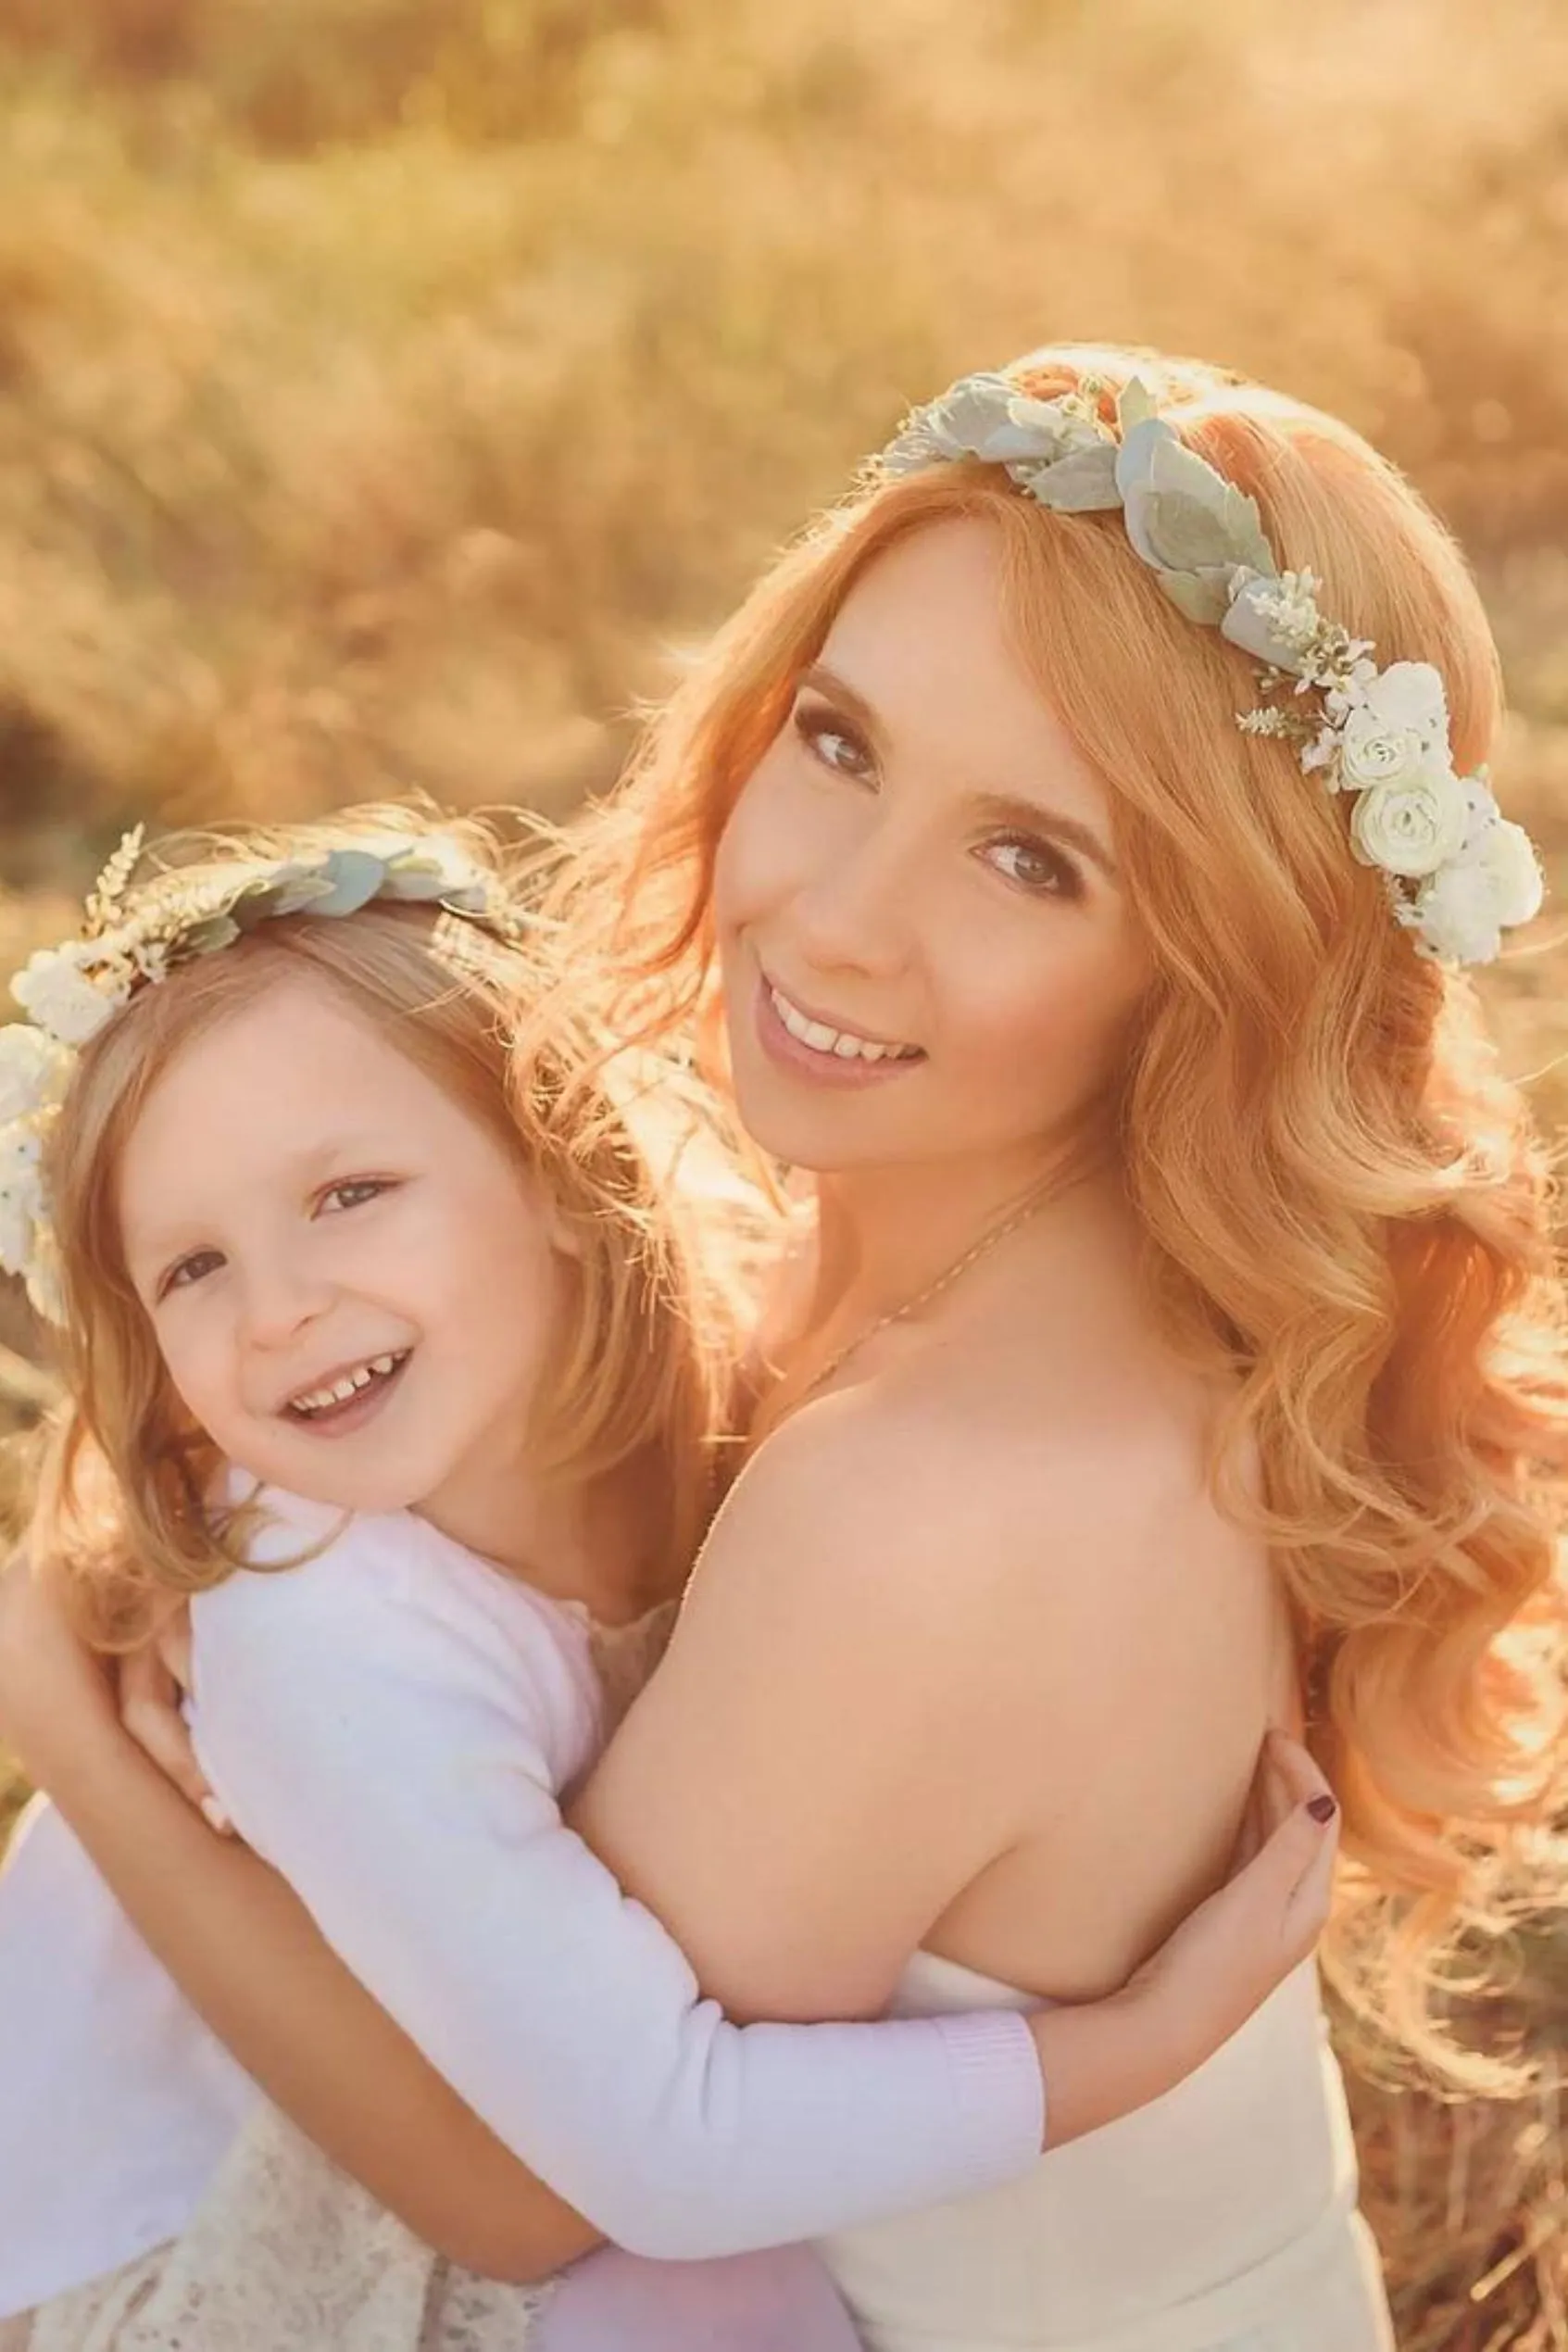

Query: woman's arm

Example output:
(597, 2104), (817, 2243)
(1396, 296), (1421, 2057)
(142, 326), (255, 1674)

(0, 1558), (598, 2283)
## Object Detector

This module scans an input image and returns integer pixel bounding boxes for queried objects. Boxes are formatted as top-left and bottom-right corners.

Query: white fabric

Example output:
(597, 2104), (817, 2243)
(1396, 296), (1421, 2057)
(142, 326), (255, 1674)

(821, 1948), (1396, 2352)
(0, 1489), (1043, 2317)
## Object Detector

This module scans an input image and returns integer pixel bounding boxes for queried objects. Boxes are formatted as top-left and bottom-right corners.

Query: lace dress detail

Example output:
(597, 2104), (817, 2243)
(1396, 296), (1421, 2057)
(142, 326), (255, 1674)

(4, 2110), (554, 2352)
(4, 1604), (679, 2352)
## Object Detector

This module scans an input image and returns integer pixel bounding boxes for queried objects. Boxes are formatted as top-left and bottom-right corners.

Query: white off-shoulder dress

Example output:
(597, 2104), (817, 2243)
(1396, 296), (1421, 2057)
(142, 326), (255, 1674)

(0, 1487), (1045, 2350)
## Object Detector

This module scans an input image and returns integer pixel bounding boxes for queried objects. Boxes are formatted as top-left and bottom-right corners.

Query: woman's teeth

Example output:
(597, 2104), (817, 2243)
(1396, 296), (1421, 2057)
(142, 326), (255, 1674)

(769, 986), (919, 1063)
(289, 1352), (406, 1418)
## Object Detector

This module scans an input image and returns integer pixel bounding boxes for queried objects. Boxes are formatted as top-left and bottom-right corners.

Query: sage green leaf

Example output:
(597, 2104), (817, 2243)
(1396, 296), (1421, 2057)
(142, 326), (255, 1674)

(1024, 444), (1123, 511)
(1116, 419), (1276, 580)
(236, 866), (335, 924)
(1156, 569), (1233, 625)
(308, 850), (392, 918)
(1117, 377), (1157, 433)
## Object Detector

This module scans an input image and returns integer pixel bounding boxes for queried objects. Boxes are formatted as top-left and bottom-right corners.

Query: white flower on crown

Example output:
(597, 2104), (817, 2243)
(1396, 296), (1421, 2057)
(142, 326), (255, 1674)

(0, 1189), (33, 1280)
(1336, 661), (1452, 794)
(10, 941), (128, 1048)
(0, 1124), (44, 1277)
(0, 1024), (73, 1125)
(1348, 769), (1472, 879)
(1408, 817), (1544, 964)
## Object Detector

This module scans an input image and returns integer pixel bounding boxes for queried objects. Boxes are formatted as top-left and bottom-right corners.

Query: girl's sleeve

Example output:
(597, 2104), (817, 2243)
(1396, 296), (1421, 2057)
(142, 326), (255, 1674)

(187, 1533), (1044, 2258)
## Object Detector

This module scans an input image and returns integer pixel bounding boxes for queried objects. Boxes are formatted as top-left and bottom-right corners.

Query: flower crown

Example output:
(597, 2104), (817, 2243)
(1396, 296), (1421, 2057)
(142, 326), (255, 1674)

(0, 828), (526, 1325)
(872, 372), (1544, 966)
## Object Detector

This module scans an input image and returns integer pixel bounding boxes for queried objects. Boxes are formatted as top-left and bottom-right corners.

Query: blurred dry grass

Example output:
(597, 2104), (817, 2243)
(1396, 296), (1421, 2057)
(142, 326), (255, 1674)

(0, 0), (1566, 2340)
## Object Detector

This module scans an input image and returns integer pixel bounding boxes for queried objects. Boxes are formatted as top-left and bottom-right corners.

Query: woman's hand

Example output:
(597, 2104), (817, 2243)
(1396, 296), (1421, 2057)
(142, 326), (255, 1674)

(116, 1601), (229, 1830)
(0, 1543), (119, 1790)
(1029, 1730), (1338, 2146)
(0, 1553), (223, 1825)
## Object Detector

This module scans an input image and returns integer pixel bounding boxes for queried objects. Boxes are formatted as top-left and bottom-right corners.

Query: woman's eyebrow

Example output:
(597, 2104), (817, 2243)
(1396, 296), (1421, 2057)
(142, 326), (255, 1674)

(967, 790), (1121, 882)
(797, 662), (887, 750)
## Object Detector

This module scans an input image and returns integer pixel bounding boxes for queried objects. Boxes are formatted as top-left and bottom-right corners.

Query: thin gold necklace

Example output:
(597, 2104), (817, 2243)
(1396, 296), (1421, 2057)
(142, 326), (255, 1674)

(784, 1180), (1056, 1415)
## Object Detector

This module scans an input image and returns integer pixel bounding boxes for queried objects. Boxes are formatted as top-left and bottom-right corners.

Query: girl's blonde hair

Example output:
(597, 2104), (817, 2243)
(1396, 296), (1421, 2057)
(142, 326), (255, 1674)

(33, 808), (749, 1647)
(548, 346), (1568, 2084)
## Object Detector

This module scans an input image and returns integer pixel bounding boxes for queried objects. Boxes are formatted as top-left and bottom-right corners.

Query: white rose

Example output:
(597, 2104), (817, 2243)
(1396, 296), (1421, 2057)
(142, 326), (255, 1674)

(0, 1025), (72, 1124)
(1466, 818), (1544, 928)
(0, 1189), (33, 1277)
(9, 943), (124, 1048)
(1411, 862), (1505, 965)
(1348, 769), (1471, 879)
(1359, 660), (1449, 740)
(1337, 706), (1445, 792)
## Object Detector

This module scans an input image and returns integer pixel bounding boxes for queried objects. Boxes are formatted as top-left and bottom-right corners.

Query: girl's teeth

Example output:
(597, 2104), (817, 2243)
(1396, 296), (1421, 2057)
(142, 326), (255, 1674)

(293, 1353), (403, 1415)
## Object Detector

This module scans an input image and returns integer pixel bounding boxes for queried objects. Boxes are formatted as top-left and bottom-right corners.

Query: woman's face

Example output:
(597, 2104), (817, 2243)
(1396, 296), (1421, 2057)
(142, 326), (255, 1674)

(714, 517), (1151, 1186)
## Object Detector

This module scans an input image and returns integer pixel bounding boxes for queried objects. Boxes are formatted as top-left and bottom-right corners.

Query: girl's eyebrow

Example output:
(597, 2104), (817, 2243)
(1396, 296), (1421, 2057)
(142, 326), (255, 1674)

(798, 662), (1120, 884)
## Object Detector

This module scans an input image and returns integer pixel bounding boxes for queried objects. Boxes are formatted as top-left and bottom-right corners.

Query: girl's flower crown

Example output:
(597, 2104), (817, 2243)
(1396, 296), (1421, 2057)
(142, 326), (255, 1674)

(872, 372), (1544, 967)
(0, 827), (526, 1325)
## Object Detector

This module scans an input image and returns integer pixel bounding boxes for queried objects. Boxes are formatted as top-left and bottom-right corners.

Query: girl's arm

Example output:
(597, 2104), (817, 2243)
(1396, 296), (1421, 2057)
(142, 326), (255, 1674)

(168, 1526), (1047, 2259)
(0, 1560), (599, 2283)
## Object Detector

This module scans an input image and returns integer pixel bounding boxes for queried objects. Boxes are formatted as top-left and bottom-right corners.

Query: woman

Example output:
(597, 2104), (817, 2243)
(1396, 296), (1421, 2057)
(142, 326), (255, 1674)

(3, 345), (1564, 2350)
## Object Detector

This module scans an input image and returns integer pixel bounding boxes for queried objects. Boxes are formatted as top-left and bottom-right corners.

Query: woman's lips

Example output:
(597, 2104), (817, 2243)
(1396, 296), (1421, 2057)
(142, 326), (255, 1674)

(753, 975), (925, 1090)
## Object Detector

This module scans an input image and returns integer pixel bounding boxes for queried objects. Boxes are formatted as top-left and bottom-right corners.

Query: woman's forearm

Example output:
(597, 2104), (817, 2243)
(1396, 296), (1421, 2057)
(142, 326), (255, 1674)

(38, 1722), (602, 2283)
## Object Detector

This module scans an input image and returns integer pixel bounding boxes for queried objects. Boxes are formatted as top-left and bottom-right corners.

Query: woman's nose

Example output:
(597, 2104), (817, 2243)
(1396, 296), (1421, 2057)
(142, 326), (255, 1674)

(786, 829), (915, 983)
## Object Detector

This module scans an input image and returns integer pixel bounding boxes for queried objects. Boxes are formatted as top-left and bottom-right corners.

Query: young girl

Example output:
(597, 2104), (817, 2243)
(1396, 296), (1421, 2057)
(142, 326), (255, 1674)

(0, 811), (1336, 2351)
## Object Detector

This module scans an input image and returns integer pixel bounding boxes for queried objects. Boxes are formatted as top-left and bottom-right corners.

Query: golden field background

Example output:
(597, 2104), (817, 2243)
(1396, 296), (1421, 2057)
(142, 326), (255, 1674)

(0, 0), (1566, 2341)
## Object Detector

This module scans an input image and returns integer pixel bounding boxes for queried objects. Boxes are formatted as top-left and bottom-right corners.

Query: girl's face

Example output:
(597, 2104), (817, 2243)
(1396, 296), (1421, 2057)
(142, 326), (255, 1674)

(713, 517), (1151, 1188)
(116, 971), (570, 1528)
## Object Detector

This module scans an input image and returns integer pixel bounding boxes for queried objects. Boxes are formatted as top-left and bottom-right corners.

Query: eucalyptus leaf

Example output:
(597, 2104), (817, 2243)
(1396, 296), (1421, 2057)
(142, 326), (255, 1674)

(236, 867), (335, 924)
(1117, 377), (1157, 433)
(1156, 569), (1233, 625)
(1116, 419), (1276, 580)
(307, 850), (393, 919)
(1024, 444), (1123, 512)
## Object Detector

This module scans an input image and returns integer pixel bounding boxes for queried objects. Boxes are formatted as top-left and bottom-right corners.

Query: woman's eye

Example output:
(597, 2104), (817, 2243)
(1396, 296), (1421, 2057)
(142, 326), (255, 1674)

(320, 1178), (392, 1215)
(982, 836), (1082, 899)
(793, 702), (874, 782)
(162, 1249), (224, 1297)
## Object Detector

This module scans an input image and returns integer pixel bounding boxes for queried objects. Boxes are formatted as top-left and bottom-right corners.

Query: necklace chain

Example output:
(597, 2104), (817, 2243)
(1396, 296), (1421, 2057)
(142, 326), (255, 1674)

(791, 1183), (1053, 1411)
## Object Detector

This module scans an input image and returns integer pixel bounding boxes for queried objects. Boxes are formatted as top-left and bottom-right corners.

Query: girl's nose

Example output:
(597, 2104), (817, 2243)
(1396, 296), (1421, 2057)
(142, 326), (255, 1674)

(238, 1257), (334, 1352)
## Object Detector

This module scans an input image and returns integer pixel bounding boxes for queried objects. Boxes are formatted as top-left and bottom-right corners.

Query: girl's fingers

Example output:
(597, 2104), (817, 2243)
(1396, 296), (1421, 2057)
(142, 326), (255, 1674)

(118, 1642), (227, 1830)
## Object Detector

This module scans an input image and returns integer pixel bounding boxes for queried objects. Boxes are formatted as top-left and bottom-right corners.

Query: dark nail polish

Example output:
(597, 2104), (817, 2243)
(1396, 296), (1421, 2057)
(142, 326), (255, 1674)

(1307, 1794), (1337, 1824)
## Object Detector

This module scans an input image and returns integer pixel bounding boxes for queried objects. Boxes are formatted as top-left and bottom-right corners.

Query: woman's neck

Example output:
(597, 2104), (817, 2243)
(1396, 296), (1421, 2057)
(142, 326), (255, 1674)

(752, 1136), (1135, 1426)
(806, 1135), (1108, 1346)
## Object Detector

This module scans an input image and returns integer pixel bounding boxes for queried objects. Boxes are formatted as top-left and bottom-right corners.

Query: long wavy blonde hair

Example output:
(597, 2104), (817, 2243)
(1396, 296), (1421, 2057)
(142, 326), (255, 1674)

(31, 809), (750, 1648)
(547, 346), (1568, 2084)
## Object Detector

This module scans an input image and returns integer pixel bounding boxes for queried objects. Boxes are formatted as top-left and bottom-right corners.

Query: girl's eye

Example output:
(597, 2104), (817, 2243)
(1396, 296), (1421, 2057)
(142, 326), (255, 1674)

(981, 835), (1083, 900)
(162, 1249), (224, 1298)
(320, 1178), (392, 1215)
(793, 700), (874, 782)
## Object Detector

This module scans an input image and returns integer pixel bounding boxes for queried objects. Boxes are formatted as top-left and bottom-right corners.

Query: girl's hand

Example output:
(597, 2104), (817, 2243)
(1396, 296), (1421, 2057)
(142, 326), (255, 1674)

(116, 1602), (228, 1830)
(1030, 1730), (1338, 2146)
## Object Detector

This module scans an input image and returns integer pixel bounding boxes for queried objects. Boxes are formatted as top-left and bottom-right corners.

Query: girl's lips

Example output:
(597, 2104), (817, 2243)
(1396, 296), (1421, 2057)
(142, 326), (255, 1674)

(283, 1349), (412, 1439)
(753, 975), (925, 1090)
